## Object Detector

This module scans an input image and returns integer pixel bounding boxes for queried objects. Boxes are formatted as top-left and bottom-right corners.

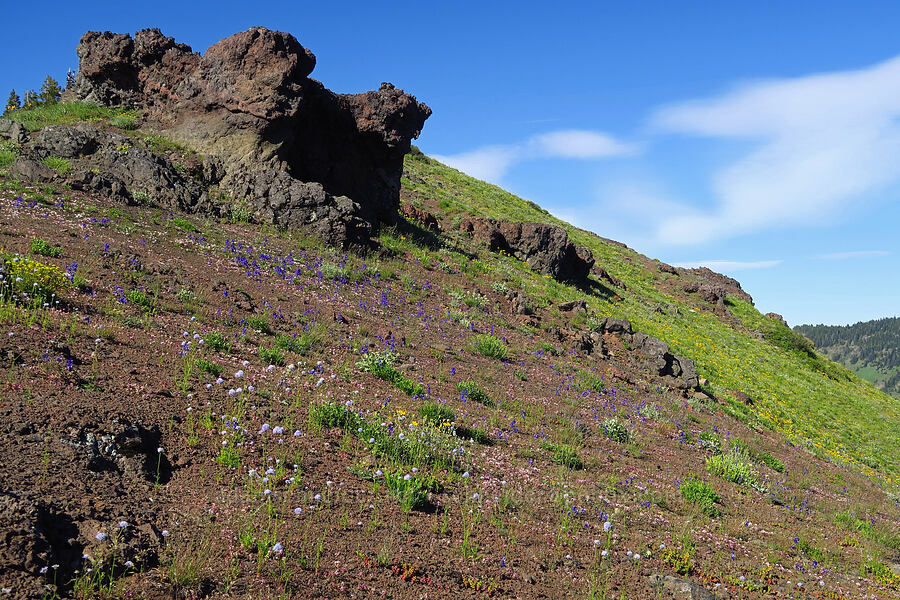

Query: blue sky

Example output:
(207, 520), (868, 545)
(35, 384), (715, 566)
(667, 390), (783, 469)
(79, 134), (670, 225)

(2, 1), (898, 326)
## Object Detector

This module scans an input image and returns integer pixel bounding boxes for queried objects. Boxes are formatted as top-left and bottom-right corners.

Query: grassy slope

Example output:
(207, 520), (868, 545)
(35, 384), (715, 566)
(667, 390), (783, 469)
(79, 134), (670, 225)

(403, 152), (900, 486)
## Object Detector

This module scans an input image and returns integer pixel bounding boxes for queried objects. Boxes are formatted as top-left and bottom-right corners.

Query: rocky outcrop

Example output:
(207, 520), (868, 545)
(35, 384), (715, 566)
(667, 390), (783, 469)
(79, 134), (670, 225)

(629, 332), (699, 390)
(401, 203), (441, 231)
(460, 218), (594, 282)
(13, 124), (208, 211)
(71, 27), (431, 246)
(592, 317), (698, 390)
(683, 266), (753, 305)
(682, 282), (728, 308)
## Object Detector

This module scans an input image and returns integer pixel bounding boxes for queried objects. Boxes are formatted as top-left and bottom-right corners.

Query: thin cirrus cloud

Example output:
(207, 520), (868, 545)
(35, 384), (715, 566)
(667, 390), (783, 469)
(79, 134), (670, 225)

(430, 129), (636, 183)
(647, 55), (900, 246)
(672, 259), (783, 272)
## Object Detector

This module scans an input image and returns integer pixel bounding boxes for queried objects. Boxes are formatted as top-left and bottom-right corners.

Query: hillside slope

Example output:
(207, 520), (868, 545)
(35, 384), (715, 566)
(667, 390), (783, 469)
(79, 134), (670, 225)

(795, 318), (900, 397)
(0, 105), (898, 599)
(403, 151), (900, 480)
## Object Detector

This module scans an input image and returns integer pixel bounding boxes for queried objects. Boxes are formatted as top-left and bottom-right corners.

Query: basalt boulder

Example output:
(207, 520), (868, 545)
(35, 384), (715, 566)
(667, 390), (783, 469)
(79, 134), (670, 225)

(72, 27), (431, 246)
(460, 218), (594, 282)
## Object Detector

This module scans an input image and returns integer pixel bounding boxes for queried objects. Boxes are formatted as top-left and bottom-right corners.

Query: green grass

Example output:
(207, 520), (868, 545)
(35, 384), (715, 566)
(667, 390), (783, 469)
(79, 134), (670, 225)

(274, 323), (326, 355)
(0, 148), (15, 168)
(2, 101), (121, 131)
(404, 152), (900, 486)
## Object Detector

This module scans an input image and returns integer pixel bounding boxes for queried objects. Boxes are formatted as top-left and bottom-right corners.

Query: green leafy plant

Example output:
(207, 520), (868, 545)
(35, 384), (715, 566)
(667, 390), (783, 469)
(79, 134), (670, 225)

(602, 418), (630, 443)
(247, 315), (273, 335)
(203, 332), (231, 353)
(41, 156), (70, 173)
(259, 346), (285, 366)
(706, 447), (759, 489)
(358, 350), (424, 396)
(29, 238), (62, 258)
(680, 476), (719, 517)
(472, 334), (509, 360)
(541, 442), (584, 470)
(456, 380), (493, 406)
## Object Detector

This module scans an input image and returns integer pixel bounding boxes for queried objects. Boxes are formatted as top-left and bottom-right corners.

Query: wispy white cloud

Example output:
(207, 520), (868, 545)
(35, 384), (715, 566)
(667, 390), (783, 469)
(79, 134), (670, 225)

(430, 129), (635, 183)
(429, 146), (518, 183)
(648, 55), (900, 245)
(672, 259), (782, 271)
(816, 250), (891, 260)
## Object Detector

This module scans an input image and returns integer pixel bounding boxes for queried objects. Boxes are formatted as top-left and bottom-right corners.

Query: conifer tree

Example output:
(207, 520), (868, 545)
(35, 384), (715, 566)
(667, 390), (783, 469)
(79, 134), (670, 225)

(4, 89), (20, 115)
(22, 89), (38, 109)
(65, 69), (76, 91)
(39, 76), (62, 105)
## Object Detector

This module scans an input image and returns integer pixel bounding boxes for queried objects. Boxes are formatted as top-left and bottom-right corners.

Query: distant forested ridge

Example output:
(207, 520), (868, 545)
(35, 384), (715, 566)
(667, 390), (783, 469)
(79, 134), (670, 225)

(795, 317), (900, 396)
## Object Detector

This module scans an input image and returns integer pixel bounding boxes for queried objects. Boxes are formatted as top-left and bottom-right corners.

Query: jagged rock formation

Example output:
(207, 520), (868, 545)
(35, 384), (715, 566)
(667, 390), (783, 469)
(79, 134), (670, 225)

(459, 218), (594, 282)
(68, 27), (431, 246)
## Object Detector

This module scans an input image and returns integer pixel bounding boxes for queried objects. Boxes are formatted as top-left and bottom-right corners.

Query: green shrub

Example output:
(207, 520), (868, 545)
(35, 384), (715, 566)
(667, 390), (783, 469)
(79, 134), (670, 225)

(29, 238), (61, 258)
(247, 315), (273, 335)
(680, 476), (719, 517)
(259, 346), (285, 366)
(602, 418), (630, 443)
(419, 401), (455, 425)
(472, 334), (509, 360)
(456, 380), (493, 406)
(203, 332), (231, 353)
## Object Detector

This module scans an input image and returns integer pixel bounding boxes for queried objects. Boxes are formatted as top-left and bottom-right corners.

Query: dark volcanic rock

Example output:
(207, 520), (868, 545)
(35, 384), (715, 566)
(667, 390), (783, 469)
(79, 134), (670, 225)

(21, 125), (207, 211)
(460, 218), (594, 282)
(72, 27), (431, 245)
(629, 332), (699, 390)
